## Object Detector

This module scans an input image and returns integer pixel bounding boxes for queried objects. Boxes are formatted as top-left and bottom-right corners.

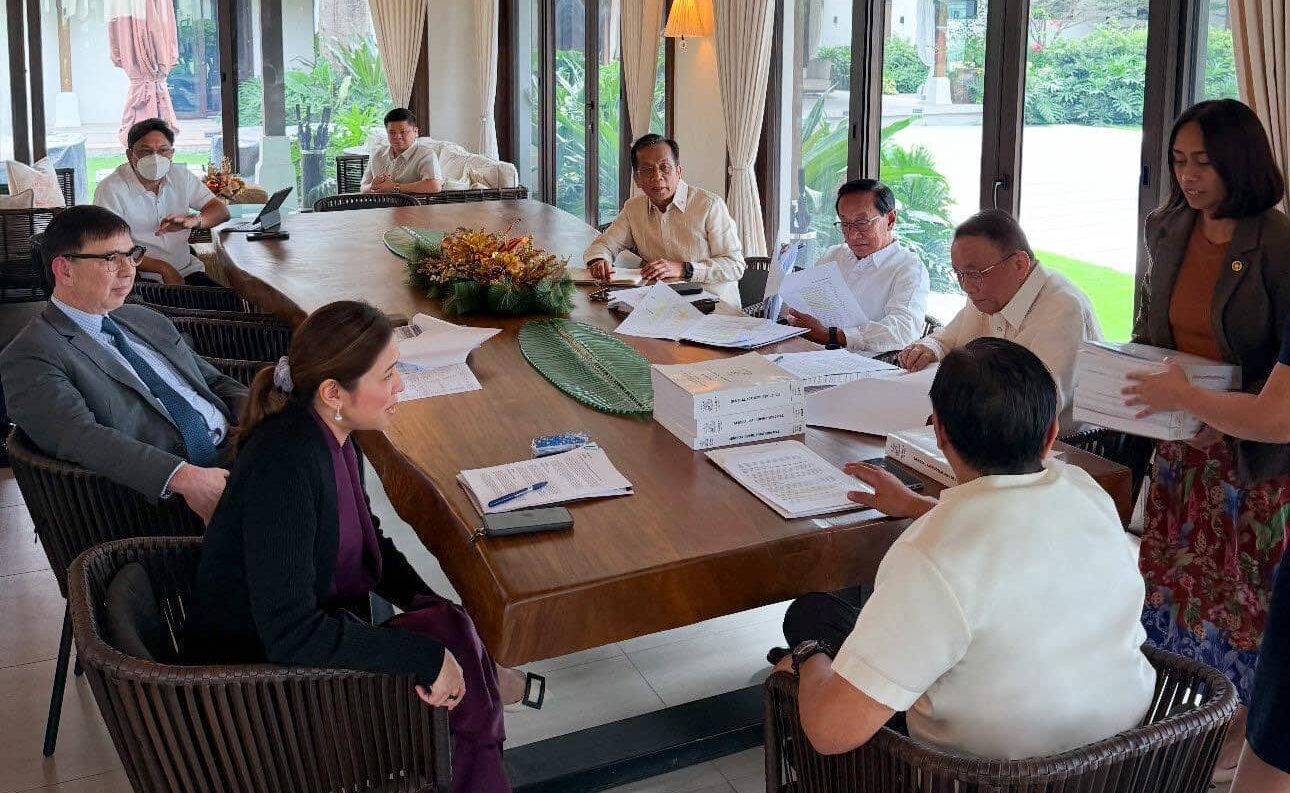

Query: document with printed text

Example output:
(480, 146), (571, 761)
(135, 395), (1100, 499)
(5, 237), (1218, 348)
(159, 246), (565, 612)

(706, 440), (869, 519)
(458, 445), (634, 514)
(777, 262), (867, 328)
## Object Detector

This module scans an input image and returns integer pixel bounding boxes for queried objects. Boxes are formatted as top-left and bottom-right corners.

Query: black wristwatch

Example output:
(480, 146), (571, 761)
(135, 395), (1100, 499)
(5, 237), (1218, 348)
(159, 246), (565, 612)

(790, 639), (836, 674)
(826, 327), (841, 349)
(682, 261), (694, 280)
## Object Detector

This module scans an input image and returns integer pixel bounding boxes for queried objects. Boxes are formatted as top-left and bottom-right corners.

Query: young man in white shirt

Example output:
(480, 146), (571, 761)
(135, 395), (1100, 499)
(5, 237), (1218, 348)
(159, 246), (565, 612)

(360, 108), (443, 195)
(783, 179), (929, 354)
(775, 338), (1155, 760)
(583, 134), (745, 306)
(895, 210), (1101, 433)
(93, 118), (230, 286)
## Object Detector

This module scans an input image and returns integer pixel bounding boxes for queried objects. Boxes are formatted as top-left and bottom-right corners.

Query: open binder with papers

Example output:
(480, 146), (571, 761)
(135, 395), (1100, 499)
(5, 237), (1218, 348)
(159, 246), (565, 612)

(458, 445), (633, 514)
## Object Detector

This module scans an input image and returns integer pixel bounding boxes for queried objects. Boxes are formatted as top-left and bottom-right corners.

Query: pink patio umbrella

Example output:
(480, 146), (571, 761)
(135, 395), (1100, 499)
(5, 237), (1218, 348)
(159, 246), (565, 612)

(108, 0), (182, 146)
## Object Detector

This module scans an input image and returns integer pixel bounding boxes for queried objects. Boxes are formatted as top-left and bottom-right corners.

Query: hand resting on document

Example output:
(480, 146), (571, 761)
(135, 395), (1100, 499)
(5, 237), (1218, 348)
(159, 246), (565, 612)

(842, 462), (937, 519)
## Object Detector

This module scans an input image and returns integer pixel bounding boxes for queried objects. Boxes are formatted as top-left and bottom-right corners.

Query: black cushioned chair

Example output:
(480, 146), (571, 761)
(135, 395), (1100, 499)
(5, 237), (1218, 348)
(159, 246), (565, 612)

(69, 537), (453, 793)
(6, 428), (203, 756)
(764, 646), (1236, 793)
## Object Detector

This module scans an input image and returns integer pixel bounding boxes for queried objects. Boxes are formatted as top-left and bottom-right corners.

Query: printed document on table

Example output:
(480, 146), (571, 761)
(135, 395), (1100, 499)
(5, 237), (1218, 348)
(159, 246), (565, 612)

(608, 284), (719, 308)
(805, 365), (938, 436)
(766, 349), (900, 387)
(777, 262), (868, 328)
(706, 440), (869, 519)
(396, 362), (482, 402)
(458, 445), (634, 514)
(397, 313), (501, 369)
(614, 283), (705, 339)
(682, 314), (808, 349)
(761, 241), (802, 320)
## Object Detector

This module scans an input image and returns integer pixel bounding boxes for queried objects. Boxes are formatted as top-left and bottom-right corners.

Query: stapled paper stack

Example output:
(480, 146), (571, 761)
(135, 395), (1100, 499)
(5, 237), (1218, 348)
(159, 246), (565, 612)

(651, 353), (806, 450)
(1074, 341), (1240, 441)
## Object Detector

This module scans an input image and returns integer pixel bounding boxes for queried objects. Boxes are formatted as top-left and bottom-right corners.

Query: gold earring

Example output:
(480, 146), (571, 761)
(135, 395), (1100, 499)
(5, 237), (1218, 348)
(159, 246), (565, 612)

(334, 406), (342, 422)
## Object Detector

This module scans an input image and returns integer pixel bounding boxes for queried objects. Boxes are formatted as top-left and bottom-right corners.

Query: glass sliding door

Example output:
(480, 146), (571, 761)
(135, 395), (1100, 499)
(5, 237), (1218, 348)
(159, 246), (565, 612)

(553, 0), (588, 218)
(878, 0), (989, 303)
(786, 0), (853, 268)
(596, 0), (624, 226)
(1018, 0), (1149, 341)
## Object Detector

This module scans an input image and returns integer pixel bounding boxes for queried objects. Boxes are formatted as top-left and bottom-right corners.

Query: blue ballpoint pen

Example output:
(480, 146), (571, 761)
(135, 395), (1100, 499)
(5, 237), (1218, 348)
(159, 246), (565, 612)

(488, 480), (549, 509)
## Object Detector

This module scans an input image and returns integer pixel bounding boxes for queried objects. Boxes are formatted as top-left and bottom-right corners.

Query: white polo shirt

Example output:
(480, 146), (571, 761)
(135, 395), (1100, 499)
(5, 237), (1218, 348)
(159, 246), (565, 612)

(360, 140), (443, 190)
(832, 459), (1155, 759)
(94, 162), (216, 277)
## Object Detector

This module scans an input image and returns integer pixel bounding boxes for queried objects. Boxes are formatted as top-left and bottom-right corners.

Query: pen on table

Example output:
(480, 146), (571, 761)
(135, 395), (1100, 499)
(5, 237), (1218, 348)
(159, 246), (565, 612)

(770, 355), (785, 363)
(487, 481), (549, 509)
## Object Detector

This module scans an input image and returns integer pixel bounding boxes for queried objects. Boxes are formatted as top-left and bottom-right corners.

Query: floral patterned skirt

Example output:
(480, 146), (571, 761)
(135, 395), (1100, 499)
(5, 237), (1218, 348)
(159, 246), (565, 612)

(1140, 438), (1289, 703)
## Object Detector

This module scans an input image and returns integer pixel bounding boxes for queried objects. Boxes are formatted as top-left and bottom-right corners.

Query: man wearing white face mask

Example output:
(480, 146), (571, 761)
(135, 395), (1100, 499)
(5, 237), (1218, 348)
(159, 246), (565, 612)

(94, 118), (230, 286)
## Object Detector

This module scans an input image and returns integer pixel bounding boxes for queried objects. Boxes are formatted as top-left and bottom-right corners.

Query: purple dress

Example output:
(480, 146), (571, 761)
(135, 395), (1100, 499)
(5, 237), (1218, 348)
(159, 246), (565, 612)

(311, 411), (510, 793)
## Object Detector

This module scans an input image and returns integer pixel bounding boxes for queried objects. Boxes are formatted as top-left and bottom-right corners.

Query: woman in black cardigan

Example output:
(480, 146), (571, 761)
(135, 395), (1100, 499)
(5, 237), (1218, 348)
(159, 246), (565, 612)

(190, 300), (522, 793)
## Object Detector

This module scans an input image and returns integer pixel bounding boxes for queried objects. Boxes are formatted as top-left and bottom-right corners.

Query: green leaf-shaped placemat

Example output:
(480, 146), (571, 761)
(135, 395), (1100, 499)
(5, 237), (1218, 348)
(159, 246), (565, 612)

(384, 226), (446, 261)
(519, 319), (653, 415)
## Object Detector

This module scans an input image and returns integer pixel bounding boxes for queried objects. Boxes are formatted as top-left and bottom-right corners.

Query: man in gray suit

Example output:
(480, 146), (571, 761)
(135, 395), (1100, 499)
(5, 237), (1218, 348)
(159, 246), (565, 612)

(0, 205), (246, 523)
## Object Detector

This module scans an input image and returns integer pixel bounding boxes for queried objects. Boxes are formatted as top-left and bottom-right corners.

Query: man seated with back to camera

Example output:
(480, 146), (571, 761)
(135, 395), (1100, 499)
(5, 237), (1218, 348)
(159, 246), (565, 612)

(781, 178), (929, 354)
(773, 338), (1155, 760)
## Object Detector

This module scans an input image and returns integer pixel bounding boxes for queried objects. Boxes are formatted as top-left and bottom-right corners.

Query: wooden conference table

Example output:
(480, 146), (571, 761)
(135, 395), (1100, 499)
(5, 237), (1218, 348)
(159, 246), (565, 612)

(214, 200), (1131, 668)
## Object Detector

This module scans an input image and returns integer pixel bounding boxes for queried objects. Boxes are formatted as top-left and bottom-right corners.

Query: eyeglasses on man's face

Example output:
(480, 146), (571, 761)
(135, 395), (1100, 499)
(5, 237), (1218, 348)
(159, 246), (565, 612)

(833, 215), (886, 235)
(951, 251), (1019, 285)
(634, 162), (677, 178)
(63, 245), (148, 273)
(132, 147), (175, 158)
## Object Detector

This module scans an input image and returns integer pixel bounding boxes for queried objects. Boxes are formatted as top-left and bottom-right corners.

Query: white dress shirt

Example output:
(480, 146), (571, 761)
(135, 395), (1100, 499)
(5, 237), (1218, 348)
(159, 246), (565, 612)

(832, 459), (1155, 759)
(916, 264), (1102, 432)
(582, 181), (746, 306)
(813, 242), (930, 353)
(360, 140), (443, 190)
(94, 162), (217, 277)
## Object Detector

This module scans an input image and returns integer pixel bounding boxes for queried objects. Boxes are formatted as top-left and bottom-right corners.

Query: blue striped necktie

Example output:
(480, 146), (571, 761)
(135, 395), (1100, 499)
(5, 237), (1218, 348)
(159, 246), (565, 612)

(100, 317), (219, 467)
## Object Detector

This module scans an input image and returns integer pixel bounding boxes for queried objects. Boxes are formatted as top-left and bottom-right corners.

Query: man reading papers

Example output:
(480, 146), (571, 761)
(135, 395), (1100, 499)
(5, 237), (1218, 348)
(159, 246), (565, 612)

(896, 210), (1101, 433)
(782, 179), (929, 354)
(583, 134), (745, 306)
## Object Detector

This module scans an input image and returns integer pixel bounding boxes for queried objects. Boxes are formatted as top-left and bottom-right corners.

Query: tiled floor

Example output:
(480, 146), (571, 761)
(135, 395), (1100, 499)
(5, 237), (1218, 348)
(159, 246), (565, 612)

(0, 465), (778, 792)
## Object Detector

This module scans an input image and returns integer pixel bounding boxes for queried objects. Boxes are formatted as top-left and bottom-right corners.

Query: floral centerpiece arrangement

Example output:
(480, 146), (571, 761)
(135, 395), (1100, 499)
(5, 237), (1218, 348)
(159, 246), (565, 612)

(384, 221), (574, 316)
(202, 158), (268, 203)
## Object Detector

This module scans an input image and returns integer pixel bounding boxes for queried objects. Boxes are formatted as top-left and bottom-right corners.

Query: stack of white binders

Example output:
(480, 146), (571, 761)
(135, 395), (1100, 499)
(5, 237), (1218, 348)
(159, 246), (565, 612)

(1074, 341), (1240, 441)
(651, 353), (806, 450)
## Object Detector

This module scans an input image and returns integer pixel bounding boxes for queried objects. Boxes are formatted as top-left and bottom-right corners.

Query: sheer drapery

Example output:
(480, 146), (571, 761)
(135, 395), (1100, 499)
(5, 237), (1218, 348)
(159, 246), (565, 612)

(368, 0), (427, 108)
(713, 0), (774, 256)
(475, 0), (500, 158)
(1231, 1), (1289, 212)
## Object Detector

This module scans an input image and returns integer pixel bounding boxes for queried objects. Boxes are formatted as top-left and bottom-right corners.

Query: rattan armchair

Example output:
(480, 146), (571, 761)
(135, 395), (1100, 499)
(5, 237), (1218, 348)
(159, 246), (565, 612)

(0, 209), (60, 302)
(337, 153), (369, 194)
(6, 428), (204, 756)
(1060, 426), (1156, 511)
(204, 356), (272, 386)
(170, 315), (292, 361)
(764, 646), (1236, 793)
(740, 256), (773, 315)
(334, 154), (529, 204)
(314, 192), (420, 212)
(68, 537), (452, 793)
(129, 281), (245, 312)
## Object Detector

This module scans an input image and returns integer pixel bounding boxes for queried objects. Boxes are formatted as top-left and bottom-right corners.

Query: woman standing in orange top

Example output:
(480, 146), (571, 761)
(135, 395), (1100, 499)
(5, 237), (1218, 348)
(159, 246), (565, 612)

(1129, 98), (1290, 780)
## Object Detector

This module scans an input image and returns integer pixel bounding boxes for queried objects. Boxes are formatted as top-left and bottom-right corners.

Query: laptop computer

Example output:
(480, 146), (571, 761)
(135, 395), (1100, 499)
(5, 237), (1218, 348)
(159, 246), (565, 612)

(228, 186), (292, 232)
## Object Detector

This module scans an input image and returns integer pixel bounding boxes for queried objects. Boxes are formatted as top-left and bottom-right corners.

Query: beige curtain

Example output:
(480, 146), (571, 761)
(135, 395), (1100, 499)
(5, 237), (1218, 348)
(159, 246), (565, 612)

(714, 0), (774, 256)
(1231, 1), (1289, 211)
(476, 0), (500, 158)
(621, 0), (665, 141)
(368, 0), (427, 108)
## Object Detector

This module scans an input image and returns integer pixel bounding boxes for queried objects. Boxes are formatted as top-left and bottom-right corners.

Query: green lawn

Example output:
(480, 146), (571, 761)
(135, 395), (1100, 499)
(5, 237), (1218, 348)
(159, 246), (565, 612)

(1035, 249), (1135, 342)
(85, 153), (210, 199)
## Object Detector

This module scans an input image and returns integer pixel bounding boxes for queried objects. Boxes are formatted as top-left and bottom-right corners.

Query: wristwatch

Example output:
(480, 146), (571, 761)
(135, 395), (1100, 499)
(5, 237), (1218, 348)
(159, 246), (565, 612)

(790, 639), (836, 674)
(682, 261), (694, 280)
(826, 327), (841, 349)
